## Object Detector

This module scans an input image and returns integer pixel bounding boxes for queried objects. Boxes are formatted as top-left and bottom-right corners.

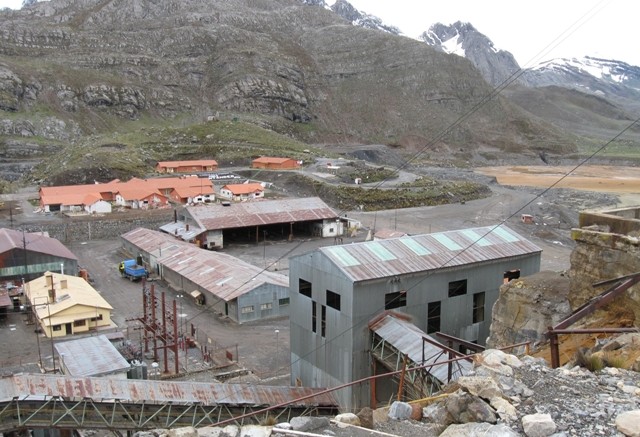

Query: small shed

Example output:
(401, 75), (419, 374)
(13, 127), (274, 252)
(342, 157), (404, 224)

(55, 335), (130, 378)
(521, 214), (534, 224)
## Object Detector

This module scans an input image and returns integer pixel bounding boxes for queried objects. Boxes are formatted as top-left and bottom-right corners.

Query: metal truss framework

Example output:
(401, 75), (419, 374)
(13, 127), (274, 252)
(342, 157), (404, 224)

(0, 397), (337, 432)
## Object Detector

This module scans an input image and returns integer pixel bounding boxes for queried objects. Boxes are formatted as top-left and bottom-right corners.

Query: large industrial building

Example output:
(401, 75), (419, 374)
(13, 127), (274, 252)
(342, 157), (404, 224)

(160, 197), (341, 249)
(121, 228), (290, 323)
(288, 225), (542, 409)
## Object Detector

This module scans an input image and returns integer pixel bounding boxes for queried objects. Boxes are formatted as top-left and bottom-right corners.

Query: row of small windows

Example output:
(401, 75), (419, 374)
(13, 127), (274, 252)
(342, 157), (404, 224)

(240, 297), (290, 315)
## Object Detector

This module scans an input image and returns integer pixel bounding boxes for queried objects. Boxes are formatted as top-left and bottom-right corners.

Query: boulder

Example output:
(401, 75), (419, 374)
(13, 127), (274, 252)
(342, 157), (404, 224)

(168, 429), (197, 437)
(457, 375), (503, 400)
(197, 425), (239, 437)
(521, 413), (557, 437)
(444, 390), (497, 424)
(616, 410), (640, 437)
(334, 413), (360, 426)
(388, 401), (413, 420)
(439, 422), (520, 437)
(289, 416), (330, 432)
(356, 407), (374, 429)
(423, 402), (453, 426)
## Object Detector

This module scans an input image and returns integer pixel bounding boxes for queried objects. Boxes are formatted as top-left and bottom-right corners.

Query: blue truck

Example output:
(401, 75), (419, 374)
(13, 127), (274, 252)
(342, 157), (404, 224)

(119, 259), (149, 281)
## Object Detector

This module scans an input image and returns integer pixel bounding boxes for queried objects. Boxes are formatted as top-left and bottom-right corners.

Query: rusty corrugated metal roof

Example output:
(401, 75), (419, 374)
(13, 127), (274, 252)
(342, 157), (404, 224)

(121, 228), (288, 300)
(54, 335), (130, 377)
(160, 244), (288, 301)
(0, 229), (78, 261)
(185, 197), (337, 231)
(318, 225), (541, 282)
(369, 312), (472, 383)
(0, 374), (337, 407)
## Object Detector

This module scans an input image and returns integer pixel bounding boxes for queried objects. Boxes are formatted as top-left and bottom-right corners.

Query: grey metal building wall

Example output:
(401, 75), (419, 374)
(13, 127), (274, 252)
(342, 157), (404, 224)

(0, 248), (78, 282)
(236, 283), (290, 324)
(289, 251), (541, 410)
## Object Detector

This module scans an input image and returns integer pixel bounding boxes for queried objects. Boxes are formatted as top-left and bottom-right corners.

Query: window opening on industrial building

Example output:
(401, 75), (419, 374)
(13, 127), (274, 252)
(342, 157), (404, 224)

(90, 314), (103, 322)
(241, 305), (254, 314)
(503, 269), (521, 283)
(73, 320), (86, 327)
(299, 279), (312, 298)
(279, 297), (290, 306)
(261, 303), (272, 310)
(53, 325), (62, 331)
(312, 301), (317, 333)
(321, 305), (327, 338)
(384, 291), (407, 310)
(326, 290), (341, 310)
(473, 292), (485, 323)
(427, 301), (441, 334)
(448, 279), (467, 297)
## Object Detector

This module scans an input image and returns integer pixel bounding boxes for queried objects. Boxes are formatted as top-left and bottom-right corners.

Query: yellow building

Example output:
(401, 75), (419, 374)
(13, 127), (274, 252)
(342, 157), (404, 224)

(26, 272), (114, 338)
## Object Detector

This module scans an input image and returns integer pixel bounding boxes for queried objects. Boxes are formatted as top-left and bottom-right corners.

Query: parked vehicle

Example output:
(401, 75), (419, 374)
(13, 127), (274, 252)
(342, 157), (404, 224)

(119, 259), (149, 281)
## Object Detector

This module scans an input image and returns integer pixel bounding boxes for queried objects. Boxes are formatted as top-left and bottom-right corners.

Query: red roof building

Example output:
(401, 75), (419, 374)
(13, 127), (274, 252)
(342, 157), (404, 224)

(251, 157), (300, 170)
(155, 160), (218, 174)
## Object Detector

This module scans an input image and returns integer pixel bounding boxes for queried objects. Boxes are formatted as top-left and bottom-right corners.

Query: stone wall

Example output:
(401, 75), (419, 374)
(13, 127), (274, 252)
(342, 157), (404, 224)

(569, 227), (640, 322)
(22, 210), (174, 243)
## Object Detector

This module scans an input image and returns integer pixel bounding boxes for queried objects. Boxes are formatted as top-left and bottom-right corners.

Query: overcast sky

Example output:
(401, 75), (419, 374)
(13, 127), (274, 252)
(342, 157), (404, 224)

(1, 0), (637, 66)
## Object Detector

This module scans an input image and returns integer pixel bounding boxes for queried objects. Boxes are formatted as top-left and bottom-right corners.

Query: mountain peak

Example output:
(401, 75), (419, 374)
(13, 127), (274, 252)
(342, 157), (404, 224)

(420, 21), (521, 87)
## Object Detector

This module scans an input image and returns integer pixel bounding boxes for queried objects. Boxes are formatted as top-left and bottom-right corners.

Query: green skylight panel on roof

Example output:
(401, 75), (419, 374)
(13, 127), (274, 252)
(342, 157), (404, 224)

(493, 226), (518, 243)
(368, 242), (397, 261)
(327, 246), (360, 266)
(400, 238), (431, 255)
(433, 234), (462, 251)
(461, 229), (491, 246)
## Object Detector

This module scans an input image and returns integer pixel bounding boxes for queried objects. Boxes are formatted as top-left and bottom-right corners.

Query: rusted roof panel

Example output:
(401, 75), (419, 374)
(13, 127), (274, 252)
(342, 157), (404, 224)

(319, 225), (541, 282)
(122, 228), (288, 300)
(186, 197), (337, 230)
(0, 374), (337, 407)
(369, 312), (472, 383)
(0, 229), (78, 261)
(54, 335), (130, 377)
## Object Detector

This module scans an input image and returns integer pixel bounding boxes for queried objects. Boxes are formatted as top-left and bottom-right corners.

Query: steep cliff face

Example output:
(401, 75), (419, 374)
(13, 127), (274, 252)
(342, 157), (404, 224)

(0, 0), (571, 154)
(487, 271), (571, 349)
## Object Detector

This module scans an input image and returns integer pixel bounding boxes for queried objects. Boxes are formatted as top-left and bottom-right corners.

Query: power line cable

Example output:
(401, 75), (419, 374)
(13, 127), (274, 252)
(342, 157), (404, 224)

(173, 0), (629, 417)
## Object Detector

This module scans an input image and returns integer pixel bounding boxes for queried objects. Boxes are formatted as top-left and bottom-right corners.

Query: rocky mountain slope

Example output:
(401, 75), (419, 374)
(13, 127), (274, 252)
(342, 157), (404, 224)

(0, 0), (577, 185)
(414, 20), (640, 147)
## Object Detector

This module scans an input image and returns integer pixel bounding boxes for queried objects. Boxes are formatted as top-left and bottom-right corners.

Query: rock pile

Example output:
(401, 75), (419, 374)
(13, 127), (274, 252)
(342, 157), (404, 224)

(133, 350), (640, 437)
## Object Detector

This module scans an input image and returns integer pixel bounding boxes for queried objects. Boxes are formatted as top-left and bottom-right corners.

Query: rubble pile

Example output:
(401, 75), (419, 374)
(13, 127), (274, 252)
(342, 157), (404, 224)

(133, 349), (640, 437)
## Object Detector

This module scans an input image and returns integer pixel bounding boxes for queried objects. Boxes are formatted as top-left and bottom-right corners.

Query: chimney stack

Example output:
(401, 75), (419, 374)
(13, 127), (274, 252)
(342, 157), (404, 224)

(46, 274), (56, 303)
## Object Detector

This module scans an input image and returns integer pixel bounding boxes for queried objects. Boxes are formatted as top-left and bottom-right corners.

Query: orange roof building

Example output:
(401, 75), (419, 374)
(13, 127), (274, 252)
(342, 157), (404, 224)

(219, 183), (264, 201)
(39, 177), (215, 213)
(251, 156), (300, 170)
(155, 160), (218, 174)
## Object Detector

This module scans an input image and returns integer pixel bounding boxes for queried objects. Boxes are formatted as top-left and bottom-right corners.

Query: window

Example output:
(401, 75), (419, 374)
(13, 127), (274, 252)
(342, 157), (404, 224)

(260, 303), (272, 310)
(321, 305), (327, 338)
(241, 305), (254, 314)
(299, 279), (312, 298)
(427, 301), (441, 334)
(90, 314), (103, 322)
(448, 279), (467, 297)
(53, 325), (62, 331)
(503, 269), (521, 284)
(385, 291), (407, 310)
(326, 290), (341, 311)
(473, 292), (485, 323)
(73, 320), (86, 327)
(278, 297), (290, 306)
(312, 302), (317, 333)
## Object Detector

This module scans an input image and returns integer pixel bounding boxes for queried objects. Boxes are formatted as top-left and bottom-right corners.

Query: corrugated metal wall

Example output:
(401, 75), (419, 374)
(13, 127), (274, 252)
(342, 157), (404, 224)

(289, 250), (541, 410)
